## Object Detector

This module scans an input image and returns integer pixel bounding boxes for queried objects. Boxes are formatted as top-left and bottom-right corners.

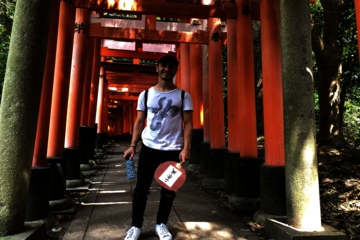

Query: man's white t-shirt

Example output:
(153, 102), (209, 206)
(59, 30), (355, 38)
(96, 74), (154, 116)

(137, 87), (193, 151)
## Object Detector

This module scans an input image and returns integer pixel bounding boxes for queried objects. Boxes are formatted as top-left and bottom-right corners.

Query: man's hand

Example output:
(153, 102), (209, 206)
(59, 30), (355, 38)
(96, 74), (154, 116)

(124, 147), (135, 160)
(179, 148), (190, 164)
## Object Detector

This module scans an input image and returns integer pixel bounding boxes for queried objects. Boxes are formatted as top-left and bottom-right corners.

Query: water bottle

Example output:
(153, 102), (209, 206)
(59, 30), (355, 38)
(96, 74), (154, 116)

(125, 154), (136, 180)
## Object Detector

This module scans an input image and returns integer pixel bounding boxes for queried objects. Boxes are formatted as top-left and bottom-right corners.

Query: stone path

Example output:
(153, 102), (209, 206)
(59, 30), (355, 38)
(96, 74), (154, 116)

(62, 142), (260, 240)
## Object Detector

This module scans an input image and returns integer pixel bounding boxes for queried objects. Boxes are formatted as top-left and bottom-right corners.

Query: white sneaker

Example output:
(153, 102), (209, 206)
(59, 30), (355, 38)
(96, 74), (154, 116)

(124, 226), (141, 240)
(155, 223), (172, 240)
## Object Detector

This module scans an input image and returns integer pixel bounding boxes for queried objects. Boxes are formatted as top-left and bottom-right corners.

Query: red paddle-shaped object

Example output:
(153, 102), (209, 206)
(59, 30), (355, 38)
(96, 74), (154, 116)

(154, 161), (186, 191)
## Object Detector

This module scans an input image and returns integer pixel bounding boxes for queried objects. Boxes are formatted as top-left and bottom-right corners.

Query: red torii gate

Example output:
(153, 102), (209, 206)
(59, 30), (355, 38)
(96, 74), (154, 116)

(13, 0), (330, 237)
(32, 0), (285, 215)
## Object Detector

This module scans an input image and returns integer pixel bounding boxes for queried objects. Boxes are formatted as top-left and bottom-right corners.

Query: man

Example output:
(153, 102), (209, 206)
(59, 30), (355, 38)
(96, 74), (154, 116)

(123, 53), (193, 240)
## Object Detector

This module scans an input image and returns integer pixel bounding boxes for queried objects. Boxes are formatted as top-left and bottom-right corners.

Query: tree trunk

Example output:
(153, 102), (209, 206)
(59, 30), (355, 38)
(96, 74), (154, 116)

(317, 52), (342, 141)
(339, 80), (346, 133)
(311, 0), (344, 144)
(0, 0), (52, 236)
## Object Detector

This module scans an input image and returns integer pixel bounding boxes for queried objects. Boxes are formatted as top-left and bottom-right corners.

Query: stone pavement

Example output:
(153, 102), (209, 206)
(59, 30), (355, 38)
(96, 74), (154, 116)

(62, 142), (260, 240)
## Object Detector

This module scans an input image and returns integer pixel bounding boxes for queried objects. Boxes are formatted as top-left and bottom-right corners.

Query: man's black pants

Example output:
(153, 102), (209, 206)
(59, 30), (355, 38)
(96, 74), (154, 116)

(131, 144), (181, 228)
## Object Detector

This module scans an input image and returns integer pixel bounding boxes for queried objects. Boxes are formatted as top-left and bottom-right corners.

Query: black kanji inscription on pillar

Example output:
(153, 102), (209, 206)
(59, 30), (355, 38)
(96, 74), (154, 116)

(211, 32), (221, 42)
(74, 22), (86, 34)
(241, 4), (251, 16)
(99, 74), (105, 78)
(61, 0), (73, 3)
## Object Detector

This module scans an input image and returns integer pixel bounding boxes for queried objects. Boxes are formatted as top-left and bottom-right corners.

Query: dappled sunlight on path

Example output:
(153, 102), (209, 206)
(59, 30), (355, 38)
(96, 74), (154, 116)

(62, 142), (259, 240)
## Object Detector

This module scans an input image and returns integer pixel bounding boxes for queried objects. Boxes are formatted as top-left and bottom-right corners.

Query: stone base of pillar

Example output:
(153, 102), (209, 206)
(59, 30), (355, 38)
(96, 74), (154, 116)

(2, 222), (47, 240)
(66, 179), (86, 188)
(208, 148), (226, 179)
(104, 133), (109, 145)
(26, 167), (50, 222)
(80, 164), (96, 177)
(260, 165), (286, 216)
(79, 126), (92, 164)
(80, 164), (93, 171)
(26, 213), (56, 230)
(114, 135), (120, 142)
(265, 218), (346, 240)
(225, 151), (240, 194)
(96, 132), (105, 149)
(116, 134), (122, 142)
(254, 210), (286, 225)
(64, 148), (81, 180)
(228, 193), (261, 210)
(119, 135), (123, 142)
(89, 124), (97, 158)
(46, 157), (67, 201)
(200, 142), (210, 174)
(81, 170), (98, 177)
(201, 178), (225, 189)
(190, 129), (203, 164)
(236, 157), (264, 198)
(49, 197), (72, 212)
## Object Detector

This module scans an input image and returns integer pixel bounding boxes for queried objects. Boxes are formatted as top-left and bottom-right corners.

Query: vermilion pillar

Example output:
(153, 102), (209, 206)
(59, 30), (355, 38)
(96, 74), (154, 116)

(80, 38), (95, 127)
(96, 57), (106, 133)
(126, 102), (131, 133)
(122, 106), (127, 134)
(208, 18), (225, 149)
(225, 19), (241, 194)
(255, 0), (287, 218)
(104, 87), (109, 133)
(129, 102), (133, 134)
(145, 15), (156, 30)
(261, 0), (285, 166)
(88, 38), (102, 128)
(32, 0), (60, 167)
(200, 31), (211, 174)
(65, 8), (90, 148)
(227, 19), (240, 153)
(47, 0), (75, 157)
(236, 0), (258, 157)
(180, 43), (190, 93)
(119, 108), (123, 135)
(202, 43), (210, 143)
(189, 44), (204, 165)
(190, 44), (203, 129)
(176, 44), (181, 87)
(101, 85), (108, 133)
(133, 101), (137, 126)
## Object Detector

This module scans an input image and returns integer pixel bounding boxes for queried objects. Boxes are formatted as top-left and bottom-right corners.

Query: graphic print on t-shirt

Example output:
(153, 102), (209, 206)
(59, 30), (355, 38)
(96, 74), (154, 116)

(149, 97), (180, 132)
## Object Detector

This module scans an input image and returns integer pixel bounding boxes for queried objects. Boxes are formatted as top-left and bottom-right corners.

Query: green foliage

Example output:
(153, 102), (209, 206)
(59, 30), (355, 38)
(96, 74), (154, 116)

(343, 88), (360, 143)
(311, 0), (360, 143)
(0, 0), (15, 98)
(0, 29), (10, 91)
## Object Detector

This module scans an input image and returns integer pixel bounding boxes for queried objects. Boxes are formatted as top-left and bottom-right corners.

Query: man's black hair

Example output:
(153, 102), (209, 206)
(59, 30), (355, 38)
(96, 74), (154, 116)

(157, 56), (179, 66)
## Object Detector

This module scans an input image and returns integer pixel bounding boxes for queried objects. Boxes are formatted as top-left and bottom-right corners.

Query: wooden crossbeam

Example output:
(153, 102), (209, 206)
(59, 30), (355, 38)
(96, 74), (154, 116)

(108, 87), (147, 93)
(75, 0), (237, 19)
(106, 75), (157, 81)
(101, 47), (162, 59)
(107, 79), (156, 86)
(109, 95), (139, 101)
(89, 23), (212, 44)
(102, 62), (157, 72)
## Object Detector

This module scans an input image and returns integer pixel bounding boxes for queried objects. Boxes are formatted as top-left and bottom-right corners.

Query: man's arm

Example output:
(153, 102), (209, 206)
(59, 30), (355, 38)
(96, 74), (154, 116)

(179, 111), (193, 164)
(123, 111), (146, 160)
